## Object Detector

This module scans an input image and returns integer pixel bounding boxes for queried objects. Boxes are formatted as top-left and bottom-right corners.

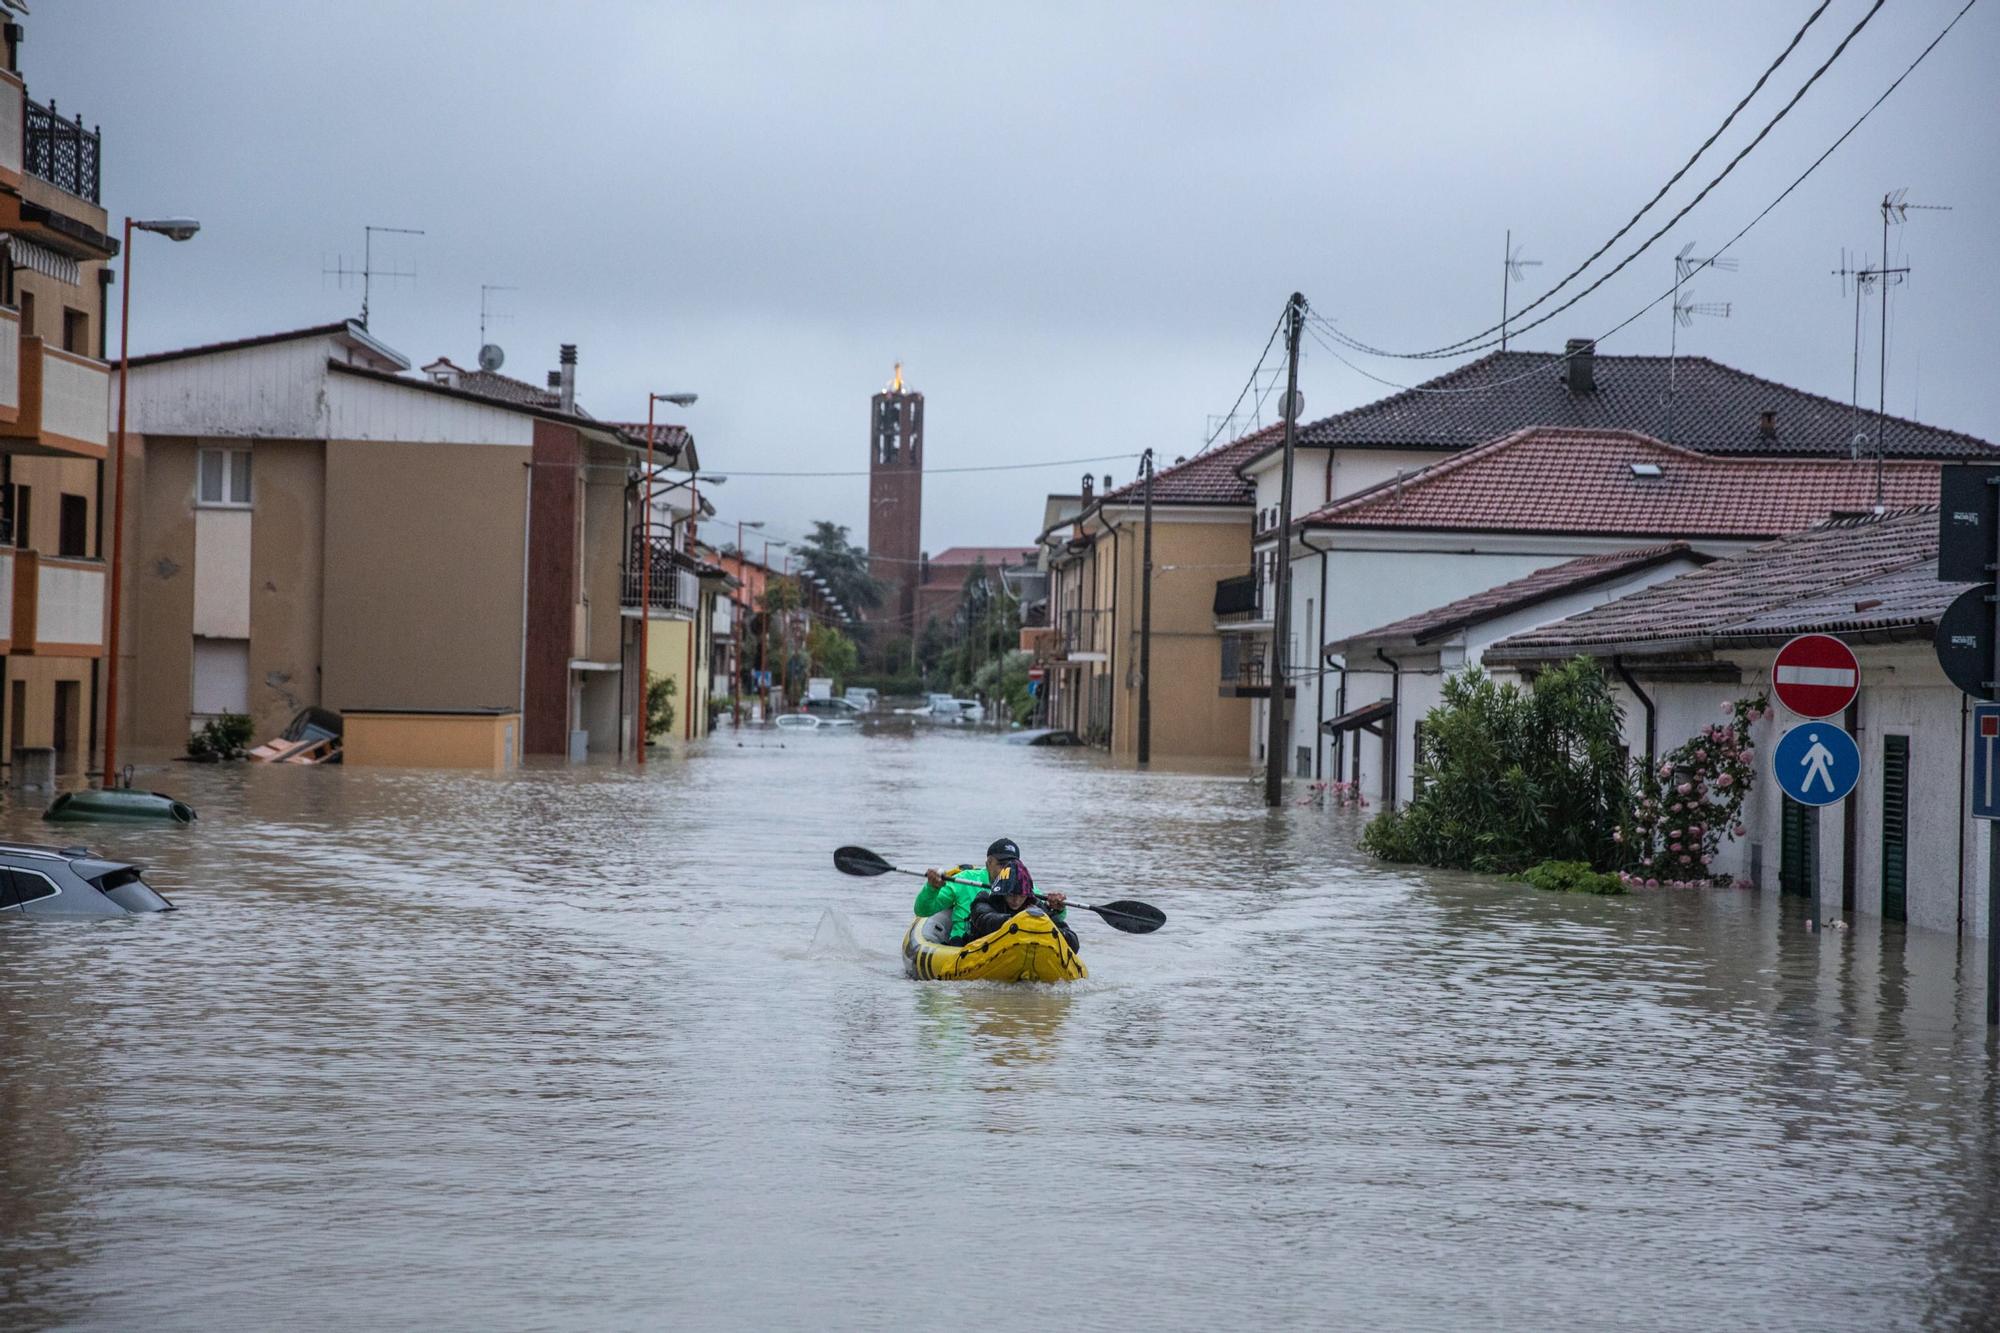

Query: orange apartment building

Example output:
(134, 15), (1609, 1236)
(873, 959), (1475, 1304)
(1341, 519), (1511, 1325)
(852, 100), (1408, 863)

(0, 17), (114, 777)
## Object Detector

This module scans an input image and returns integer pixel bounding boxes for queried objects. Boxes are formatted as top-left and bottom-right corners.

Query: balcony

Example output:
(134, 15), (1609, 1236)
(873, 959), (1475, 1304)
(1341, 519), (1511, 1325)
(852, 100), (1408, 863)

(23, 97), (102, 205)
(0, 307), (17, 424)
(0, 72), (21, 187)
(1055, 607), (1110, 662)
(622, 532), (701, 619)
(1213, 573), (1264, 627)
(0, 337), (110, 458)
(2, 550), (105, 655)
(1219, 633), (1296, 700)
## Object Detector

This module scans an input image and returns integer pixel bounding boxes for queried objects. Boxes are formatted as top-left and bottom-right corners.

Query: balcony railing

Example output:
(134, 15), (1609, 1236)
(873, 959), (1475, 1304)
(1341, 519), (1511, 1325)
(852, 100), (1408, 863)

(622, 532), (701, 618)
(1213, 573), (1262, 623)
(24, 98), (101, 204)
(1220, 633), (1297, 697)
(1059, 607), (1110, 658)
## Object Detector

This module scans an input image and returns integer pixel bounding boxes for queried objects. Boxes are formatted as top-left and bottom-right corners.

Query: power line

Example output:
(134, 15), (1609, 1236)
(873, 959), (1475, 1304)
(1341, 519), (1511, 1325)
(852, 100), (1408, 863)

(720, 450), (1141, 478)
(1329, 0), (1888, 362)
(1199, 304), (1290, 451)
(1304, 0), (1978, 394)
(1424, 0), (1831, 360)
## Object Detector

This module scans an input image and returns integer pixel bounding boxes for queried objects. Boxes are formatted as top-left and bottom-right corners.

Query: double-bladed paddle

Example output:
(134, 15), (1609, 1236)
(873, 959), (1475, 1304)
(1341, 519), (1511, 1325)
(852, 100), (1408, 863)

(833, 844), (1166, 935)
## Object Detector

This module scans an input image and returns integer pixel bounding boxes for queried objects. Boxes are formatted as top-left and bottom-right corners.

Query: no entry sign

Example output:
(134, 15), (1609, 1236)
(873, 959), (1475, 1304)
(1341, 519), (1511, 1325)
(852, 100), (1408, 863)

(1771, 633), (1859, 719)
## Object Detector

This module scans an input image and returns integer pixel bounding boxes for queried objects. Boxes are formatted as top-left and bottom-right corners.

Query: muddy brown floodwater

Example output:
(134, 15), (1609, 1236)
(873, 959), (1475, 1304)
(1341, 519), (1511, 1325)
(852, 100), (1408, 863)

(3, 727), (1998, 1330)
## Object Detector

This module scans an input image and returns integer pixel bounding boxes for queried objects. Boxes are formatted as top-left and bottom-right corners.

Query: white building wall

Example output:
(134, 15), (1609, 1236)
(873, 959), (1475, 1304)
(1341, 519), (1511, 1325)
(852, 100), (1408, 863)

(1636, 645), (1982, 940)
(124, 337), (343, 439)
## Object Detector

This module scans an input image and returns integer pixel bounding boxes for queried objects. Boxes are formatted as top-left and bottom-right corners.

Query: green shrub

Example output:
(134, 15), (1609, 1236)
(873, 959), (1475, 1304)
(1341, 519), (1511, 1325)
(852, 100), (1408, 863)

(1358, 659), (1629, 875)
(1517, 859), (1626, 895)
(187, 713), (254, 761)
(646, 676), (678, 740)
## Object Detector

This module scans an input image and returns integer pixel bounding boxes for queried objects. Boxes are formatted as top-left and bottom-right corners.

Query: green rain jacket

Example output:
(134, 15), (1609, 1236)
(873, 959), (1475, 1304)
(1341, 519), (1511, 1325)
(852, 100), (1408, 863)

(912, 864), (989, 941)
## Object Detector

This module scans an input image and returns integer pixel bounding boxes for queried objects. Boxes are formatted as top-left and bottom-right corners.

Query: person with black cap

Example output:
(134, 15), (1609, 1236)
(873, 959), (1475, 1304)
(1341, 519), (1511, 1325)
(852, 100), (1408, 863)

(964, 837), (1077, 953)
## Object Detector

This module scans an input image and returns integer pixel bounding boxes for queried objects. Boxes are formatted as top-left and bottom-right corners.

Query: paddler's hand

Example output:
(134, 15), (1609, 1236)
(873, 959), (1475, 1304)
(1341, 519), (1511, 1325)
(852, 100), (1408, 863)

(924, 869), (944, 888)
(1043, 892), (1067, 912)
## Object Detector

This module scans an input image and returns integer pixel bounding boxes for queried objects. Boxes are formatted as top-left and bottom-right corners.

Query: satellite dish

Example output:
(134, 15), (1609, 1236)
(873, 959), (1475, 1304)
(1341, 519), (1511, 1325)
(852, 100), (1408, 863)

(478, 343), (505, 372)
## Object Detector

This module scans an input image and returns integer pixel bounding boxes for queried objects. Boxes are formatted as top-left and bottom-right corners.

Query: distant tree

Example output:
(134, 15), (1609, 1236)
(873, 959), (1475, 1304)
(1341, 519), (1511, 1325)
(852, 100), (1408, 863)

(799, 520), (886, 616)
(808, 624), (860, 684)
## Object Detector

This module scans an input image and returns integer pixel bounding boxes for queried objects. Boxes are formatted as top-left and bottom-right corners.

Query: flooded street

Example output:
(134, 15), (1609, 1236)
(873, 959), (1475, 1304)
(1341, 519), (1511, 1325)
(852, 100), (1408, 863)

(4, 728), (1999, 1331)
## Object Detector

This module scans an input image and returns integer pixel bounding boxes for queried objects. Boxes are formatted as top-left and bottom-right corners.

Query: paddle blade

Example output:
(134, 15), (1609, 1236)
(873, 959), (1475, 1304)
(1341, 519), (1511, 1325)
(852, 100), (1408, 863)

(1085, 900), (1166, 934)
(834, 845), (896, 877)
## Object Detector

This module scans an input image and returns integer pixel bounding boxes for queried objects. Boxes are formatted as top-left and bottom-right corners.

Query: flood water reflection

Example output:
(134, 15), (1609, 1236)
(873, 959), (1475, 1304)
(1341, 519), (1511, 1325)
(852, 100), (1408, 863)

(3, 729), (1998, 1330)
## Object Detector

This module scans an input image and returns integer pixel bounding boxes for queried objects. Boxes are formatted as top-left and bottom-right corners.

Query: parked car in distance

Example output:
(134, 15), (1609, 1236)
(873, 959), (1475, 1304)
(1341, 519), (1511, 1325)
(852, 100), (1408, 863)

(774, 713), (821, 731)
(844, 688), (879, 712)
(924, 694), (963, 720)
(953, 699), (986, 722)
(803, 697), (865, 719)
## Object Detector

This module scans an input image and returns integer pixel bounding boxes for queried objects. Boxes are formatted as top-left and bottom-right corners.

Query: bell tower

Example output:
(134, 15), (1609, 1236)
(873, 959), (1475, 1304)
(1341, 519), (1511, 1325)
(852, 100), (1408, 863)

(868, 363), (924, 629)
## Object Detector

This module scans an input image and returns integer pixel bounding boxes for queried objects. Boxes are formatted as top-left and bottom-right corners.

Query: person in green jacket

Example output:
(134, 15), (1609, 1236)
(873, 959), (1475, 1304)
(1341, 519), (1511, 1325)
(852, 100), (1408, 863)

(919, 838), (1070, 947)
(914, 860), (988, 943)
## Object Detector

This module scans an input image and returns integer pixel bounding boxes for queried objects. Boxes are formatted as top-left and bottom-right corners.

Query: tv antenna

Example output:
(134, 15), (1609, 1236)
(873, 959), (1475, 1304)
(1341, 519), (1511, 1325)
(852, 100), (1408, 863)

(1663, 241), (1738, 445)
(1868, 190), (1951, 497)
(323, 224), (425, 327)
(1498, 229), (1542, 352)
(479, 283), (518, 371)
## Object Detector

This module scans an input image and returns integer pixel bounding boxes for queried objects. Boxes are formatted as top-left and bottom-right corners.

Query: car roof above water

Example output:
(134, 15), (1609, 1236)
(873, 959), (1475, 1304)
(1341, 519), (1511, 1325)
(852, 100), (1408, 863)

(0, 841), (133, 873)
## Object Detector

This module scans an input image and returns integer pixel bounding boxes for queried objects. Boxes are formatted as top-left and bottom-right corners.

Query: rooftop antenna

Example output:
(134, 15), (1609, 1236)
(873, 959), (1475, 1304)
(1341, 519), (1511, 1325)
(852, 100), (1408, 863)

(323, 224), (425, 328)
(479, 283), (517, 371)
(1498, 230), (1542, 352)
(1664, 241), (1738, 446)
(1872, 189), (1950, 505)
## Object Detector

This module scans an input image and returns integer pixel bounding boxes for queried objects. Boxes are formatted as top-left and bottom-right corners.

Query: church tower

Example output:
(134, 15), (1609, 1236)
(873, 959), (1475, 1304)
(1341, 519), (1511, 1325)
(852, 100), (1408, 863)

(867, 363), (923, 630)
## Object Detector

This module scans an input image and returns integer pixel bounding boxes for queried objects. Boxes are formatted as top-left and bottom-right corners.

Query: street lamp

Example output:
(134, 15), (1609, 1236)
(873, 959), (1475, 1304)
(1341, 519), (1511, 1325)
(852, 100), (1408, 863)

(637, 390), (697, 765)
(103, 216), (201, 786)
(731, 519), (765, 724)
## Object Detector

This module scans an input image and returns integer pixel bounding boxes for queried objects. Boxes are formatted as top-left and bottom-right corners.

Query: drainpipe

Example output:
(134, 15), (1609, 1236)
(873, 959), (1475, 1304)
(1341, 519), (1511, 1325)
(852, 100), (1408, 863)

(1612, 655), (1656, 762)
(1299, 530), (1333, 780)
(1376, 648), (1401, 811)
(1089, 504), (1118, 748)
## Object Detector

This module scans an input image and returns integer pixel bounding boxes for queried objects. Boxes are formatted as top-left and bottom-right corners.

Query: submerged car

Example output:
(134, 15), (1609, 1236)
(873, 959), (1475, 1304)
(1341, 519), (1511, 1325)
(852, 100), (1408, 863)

(0, 842), (175, 920)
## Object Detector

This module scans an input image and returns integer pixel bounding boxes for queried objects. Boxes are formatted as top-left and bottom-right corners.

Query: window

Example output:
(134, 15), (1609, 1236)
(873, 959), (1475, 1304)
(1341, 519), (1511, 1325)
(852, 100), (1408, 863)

(58, 493), (87, 557)
(0, 867), (61, 910)
(198, 448), (252, 507)
(191, 638), (251, 716)
(63, 307), (89, 356)
(12, 484), (29, 549)
(1881, 734), (1909, 923)
(19, 290), (33, 337)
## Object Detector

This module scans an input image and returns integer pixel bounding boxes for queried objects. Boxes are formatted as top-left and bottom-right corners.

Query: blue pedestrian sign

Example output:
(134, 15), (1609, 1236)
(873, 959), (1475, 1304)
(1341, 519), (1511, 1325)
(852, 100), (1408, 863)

(1773, 722), (1859, 807)
(1973, 704), (2000, 820)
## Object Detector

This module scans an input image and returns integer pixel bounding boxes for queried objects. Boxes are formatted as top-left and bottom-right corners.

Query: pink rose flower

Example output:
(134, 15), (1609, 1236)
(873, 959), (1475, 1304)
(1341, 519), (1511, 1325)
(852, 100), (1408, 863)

(1646, 878), (1660, 888)
(1717, 773), (1734, 788)
(1732, 824), (1746, 838)
(1739, 748), (1754, 764)
(1677, 782), (1692, 795)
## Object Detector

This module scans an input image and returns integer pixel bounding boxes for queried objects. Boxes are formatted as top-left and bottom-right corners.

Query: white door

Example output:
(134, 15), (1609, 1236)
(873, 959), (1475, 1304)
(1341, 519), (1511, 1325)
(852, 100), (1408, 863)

(191, 638), (251, 716)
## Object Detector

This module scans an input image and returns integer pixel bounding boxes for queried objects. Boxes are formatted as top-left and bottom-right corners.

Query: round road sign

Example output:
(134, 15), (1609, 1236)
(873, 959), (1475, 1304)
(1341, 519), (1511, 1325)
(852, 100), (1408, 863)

(1934, 584), (1993, 700)
(1771, 633), (1859, 719)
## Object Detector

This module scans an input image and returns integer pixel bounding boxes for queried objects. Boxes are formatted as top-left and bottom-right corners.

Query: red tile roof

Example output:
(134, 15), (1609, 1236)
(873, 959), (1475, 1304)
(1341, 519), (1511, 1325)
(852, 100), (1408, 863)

(1096, 423), (1283, 508)
(1326, 544), (1705, 654)
(927, 546), (1040, 567)
(1485, 507), (1969, 660)
(1301, 427), (1940, 539)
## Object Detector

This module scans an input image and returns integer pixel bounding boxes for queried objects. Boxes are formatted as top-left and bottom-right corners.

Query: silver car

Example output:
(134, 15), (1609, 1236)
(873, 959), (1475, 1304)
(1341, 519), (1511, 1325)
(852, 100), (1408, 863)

(0, 842), (176, 920)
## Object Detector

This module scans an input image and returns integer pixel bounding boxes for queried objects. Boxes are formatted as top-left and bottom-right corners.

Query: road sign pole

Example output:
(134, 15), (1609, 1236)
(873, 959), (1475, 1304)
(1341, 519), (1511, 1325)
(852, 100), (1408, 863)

(1990, 476), (1999, 1025)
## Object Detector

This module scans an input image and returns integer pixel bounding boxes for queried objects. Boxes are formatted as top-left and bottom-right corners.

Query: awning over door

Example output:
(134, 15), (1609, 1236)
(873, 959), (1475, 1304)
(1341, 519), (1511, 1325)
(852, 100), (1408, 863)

(1321, 698), (1393, 736)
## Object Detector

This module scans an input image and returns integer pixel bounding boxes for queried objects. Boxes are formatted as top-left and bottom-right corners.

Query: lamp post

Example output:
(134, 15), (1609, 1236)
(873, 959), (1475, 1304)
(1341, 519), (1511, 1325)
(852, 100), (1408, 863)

(732, 519), (764, 725)
(102, 216), (200, 787)
(636, 391), (696, 765)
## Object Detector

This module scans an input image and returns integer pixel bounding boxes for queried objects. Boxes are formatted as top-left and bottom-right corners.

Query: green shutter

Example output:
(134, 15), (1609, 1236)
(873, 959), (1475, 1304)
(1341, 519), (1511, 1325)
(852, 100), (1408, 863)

(1881, 734), (1909, 922)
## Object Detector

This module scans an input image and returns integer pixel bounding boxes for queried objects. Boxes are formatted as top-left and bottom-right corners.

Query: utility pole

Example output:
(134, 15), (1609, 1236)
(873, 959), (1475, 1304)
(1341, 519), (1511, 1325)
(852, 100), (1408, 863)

(1138, 448), (1155, 766)
(1264, 293), (1306, 808)
(1876, 190), (1950, 506)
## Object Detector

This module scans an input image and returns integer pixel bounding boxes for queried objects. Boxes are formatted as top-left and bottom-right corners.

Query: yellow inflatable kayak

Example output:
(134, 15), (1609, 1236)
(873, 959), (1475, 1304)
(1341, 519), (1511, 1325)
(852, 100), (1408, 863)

(902, 907), (1087, 983)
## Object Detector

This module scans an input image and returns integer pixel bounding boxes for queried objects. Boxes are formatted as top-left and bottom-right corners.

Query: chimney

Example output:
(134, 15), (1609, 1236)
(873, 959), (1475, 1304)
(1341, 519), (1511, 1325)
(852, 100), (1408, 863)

(558, 343), (577, 414)
(1563, 338), (1596, 392)
(1102, 474), (1113, 492)
(1081, 474), (1094, 499)
(1758, 409), (1777, 440)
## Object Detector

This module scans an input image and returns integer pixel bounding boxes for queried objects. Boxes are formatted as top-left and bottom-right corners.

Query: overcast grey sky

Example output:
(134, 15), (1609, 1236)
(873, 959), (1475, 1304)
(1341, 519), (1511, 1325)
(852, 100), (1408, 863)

(40, 1), (2000, 551)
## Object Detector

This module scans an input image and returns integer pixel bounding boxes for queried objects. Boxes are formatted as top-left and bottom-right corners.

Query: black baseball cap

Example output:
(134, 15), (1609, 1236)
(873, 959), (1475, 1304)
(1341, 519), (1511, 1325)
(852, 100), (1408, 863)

(986, 837), (1021, 862)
